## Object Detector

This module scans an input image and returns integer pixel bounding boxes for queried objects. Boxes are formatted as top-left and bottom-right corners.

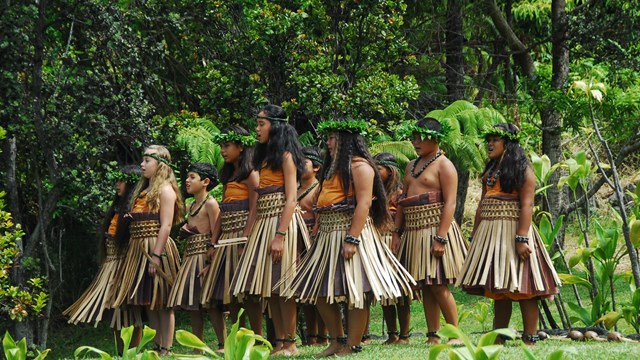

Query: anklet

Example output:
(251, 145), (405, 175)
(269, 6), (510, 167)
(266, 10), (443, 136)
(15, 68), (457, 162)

(351, 345), (363, 353)
(336, 336), (348, 344)
(217, 343), (224, 349)
(361, 334), (370, 341)
(387, 331), (399, 336)
(283, 336), (297, 343)
(399, 333), (411, 340)
(426, 331), (440, 339)
(523, 334), (540, 343)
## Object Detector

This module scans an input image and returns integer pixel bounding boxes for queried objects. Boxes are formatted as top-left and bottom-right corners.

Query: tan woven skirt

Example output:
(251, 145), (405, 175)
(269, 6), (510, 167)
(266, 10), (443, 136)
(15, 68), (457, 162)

(398, 202), (468, 286)
(168, 233), (209, 310)
(231, 191), (310, 300)
(288, 209), (415, 309)
(63, 238), (142, 329)
(112, 219), (181, 310)
(201, 208), (248, 306)
(456, 198), (560, 299)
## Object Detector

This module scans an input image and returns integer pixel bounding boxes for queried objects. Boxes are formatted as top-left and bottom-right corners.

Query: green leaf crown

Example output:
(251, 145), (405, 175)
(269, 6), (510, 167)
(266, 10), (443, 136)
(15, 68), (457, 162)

(107, 170), (140, 183)
(212, 131), (256, 147)
(482, 125), (521, 142)
(317, 119), (369, 136)
(399, 121), (452, 141)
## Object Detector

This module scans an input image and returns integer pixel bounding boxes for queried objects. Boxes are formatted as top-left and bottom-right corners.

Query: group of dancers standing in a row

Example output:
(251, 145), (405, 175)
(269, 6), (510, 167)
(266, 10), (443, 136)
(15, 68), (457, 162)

(64, 104), (561, 357)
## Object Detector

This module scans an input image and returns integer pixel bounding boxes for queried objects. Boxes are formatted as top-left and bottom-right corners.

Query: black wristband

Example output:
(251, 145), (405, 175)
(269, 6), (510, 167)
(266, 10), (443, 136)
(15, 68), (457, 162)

(344, 234), (361, 246)
(433, 234), (449, 244)
(152, 252), (162, 259)
(393, 227), (404, 235)
(515, 235), (529, 243)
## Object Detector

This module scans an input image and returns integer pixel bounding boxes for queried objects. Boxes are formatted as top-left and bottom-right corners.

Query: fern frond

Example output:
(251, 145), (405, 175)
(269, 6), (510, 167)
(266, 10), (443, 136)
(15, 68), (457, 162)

(369, 141), (418, 169)
(441, 100), (478, 118)
(176, 125), (222, 166)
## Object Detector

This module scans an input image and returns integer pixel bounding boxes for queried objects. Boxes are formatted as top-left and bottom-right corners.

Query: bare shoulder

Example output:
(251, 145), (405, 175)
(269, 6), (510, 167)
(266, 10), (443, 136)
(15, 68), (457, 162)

(205, 196), (219, 210)
(438, 156), (457, 176)
(351, 158), (374, 175)
(160, 183), (177, 200)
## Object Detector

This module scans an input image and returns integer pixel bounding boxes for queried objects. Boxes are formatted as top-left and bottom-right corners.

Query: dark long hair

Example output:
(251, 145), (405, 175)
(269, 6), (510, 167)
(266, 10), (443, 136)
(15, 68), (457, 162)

(219, 125), (254, 184)
(373, 152), (401, 203)
(252, 104), (305, 180)
(101, 165), (141, 259)
(321, 131), (391, 229)
(482, 123), (529, 193)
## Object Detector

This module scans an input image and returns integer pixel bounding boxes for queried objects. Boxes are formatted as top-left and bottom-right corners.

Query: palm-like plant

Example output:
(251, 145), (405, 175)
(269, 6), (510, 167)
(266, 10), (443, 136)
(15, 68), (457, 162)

(175, 118), (224, 169)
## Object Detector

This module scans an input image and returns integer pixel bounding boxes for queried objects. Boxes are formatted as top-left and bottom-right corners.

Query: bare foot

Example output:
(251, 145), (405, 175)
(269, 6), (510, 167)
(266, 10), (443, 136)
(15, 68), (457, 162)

(334, 345), (361, 356)
(270, 341), (283, 355)
(447, 338), (464, 346)
(314, 343), (344, 358)
(396, 334), (411, 344)
(272, 345), (299, 357)
(426, 336), (441, 345)
(316, 335), (329, 345)
(384, 333), (399, 345)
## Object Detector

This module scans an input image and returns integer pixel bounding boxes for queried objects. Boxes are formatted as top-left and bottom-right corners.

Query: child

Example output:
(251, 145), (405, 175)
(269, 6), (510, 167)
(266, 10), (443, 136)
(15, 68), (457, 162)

(391, 118), (468, 345)
(290, 119), (414, 356)
(64, 165), (142, 352)
(201, 125), (259, 349)
(298, 146), (328, 346)
(373, 152), (408, 344)
(167, 163), (220, 343)
(230, 104), (310, 356)
(112, 145), (183, 355)
(457, 123), (560, 345)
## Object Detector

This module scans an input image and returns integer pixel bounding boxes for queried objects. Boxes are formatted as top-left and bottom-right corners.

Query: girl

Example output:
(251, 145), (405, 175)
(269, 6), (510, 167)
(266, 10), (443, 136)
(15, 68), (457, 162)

(167, 163), (219, 343)
(290, 120), (414, 357)
(298, 146), (328, 346)
(64, 165), (142, 352)
(201, 125), (259, 349)
(231, 104), (310, 356)
(457, 123), (560, 345)
(373, 152), (408, 344)
(112, 145), (183, 355)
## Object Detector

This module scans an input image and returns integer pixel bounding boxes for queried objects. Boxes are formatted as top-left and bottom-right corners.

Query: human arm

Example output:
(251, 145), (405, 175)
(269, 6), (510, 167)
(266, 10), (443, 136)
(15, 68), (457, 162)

(201, 198), (220, 276)
(343, 161), (375, 260)
(391, 162), (411, 254)
(516, 167), (536, 260)
(432, 160), (458, 257)
(242, 170), (260, 237)
(269, 153), (298, 263)
(149, 184), (176, 276)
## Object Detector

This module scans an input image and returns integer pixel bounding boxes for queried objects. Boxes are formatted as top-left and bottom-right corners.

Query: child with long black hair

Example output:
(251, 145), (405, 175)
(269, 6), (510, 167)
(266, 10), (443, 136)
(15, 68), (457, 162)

(231, 105), (310, 356)
(112, 145), (183, 355)
(457, 123), (560, 345)
(289, 120), (414, 357)
(201, 125), (259, 350)
(167, 162), (220, 343)
(64, 165), (143, 351)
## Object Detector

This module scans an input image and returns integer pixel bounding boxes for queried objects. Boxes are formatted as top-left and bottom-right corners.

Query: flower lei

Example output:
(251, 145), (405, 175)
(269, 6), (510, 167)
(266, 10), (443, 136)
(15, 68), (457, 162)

(482, 126), (521, 142)
(212, 131), (256, 147)
(400, 121), (452, 141)
(317, 119), (369, 136)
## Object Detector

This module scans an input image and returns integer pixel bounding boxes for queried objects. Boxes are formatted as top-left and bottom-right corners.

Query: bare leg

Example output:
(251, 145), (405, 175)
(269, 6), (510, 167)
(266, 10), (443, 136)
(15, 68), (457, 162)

(114, 329), (124, 355)
(381, 304), (399, 344)
(422, 287), (441, 344)
(272, 296), (298, 355)
(520, 300), (539, 345)
(229, 301), (244, 327)
(316, 309), (328, 344)
(243, 297), (263, 336)
(159, 308), (175, 353)
(302, 304), (318, 345)
(131, 326), (142, 348)
(335, 304), (369, 355)
(145, 307), (161, 348)
(315, 298), (345, 357)
(190, 310), (204, 340)
(493, 299), (513, 344)
(397, 298), (412, 343)
(430, 285), (462, 344)
(207, 305), (227, 348)
(362, 309), (371, 343)
(267, 297), (284, 354)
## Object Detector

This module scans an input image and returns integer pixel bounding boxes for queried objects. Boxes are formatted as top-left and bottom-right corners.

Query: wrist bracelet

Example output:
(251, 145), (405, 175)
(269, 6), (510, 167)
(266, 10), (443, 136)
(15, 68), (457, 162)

(344, 234), (361, 246)
(207, 242), (215, 249)
(275, 230), (287, 236)
(152, 252), (163, 259)
(433, 235), (449, 244)
(515, 235), (529, 243)
(393, 227), (404, 235)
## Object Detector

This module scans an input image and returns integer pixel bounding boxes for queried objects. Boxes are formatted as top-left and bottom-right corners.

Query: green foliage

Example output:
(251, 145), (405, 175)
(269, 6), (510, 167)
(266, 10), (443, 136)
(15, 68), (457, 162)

(369, 140), (417, 170)
(534, 213), (564, 256)
(74, 325), (159, 360)
(0, 193), (48, 322)
(175, 308), (272, 359)
(428, 324), (515, 360)
(471, 301), (492, 332)
(3, 331), (50, 360)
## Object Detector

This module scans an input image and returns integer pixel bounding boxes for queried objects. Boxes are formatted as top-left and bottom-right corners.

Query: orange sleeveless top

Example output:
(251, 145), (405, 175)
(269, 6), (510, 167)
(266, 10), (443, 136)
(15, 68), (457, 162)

(107, 214), (119, 237)
(484, 177), (518, 198)
(317, 174), (354, 207)
(131, 192), (151, 213)
(259, 165), (284, 188)
(223, 181), (250, 202)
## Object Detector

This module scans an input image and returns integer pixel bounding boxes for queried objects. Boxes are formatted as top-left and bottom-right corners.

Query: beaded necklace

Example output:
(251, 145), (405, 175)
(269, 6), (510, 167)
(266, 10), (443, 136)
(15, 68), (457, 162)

(297, 181), (319, 202)
(410, 151), (443, 178)
(485, 162), (501, 188)
(188, 193), (211, 218)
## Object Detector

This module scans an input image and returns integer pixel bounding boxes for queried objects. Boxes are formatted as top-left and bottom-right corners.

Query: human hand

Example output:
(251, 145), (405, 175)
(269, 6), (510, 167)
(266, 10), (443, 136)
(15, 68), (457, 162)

(269, 237), (284, 263)
(342, 243), (357, 260)
(516, 242), (532, 260)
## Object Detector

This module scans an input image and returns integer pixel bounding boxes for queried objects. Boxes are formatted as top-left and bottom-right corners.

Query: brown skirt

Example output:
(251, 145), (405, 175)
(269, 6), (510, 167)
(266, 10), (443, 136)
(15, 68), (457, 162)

(456, 198), (561, 300)
(231, 191), (310, 300)
(398, 201), (468, 286)
(201, 208), (249, 306)
(168, 233), (209, 310)
(288, 209), (415, 309)
(63, 238), (142, 329)
(112, 219), (181, 310)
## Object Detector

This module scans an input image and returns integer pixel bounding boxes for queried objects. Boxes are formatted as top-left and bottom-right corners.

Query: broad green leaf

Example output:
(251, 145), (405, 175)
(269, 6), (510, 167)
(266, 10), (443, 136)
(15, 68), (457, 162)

(137, 326), (157, 352)
(596, 311), (622, 329)
(548, 347), (578, 360)
(34, 349), (51, 360)
(558, 273), (592, 288)
(481, 344), (504, 360)
(120, 325), (133, 355)
(175, 330), (216, 356)
(250, 345), (271, 360)
(437, 324), (474, 353)
(74, 346), (112, 360)
(428, 344), (451, 360)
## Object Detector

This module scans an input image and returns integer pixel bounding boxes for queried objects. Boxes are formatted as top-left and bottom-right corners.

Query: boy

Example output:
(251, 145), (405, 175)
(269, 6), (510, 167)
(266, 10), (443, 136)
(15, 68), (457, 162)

(391, 118), (468, 345)
(168, 162), (220, 343)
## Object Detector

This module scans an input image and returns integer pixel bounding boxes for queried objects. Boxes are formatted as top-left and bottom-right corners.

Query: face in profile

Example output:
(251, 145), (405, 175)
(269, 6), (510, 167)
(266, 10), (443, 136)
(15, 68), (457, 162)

(141, 149), (160, 179)
(256, 111), (272, 144)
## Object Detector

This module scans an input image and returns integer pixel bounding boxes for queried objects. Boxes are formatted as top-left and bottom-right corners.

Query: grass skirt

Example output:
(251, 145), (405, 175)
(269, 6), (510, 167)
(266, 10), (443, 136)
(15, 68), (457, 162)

(168, 232), (209, 310)
(63, 238), (142, 329)
(201, 204), (249, 306)
(398, 201), (468, 286)
(456, 198), (560, 300)
(112, 217), (181, 310)
(231, 190), (310, 301)
(288, 208), (415, 309)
